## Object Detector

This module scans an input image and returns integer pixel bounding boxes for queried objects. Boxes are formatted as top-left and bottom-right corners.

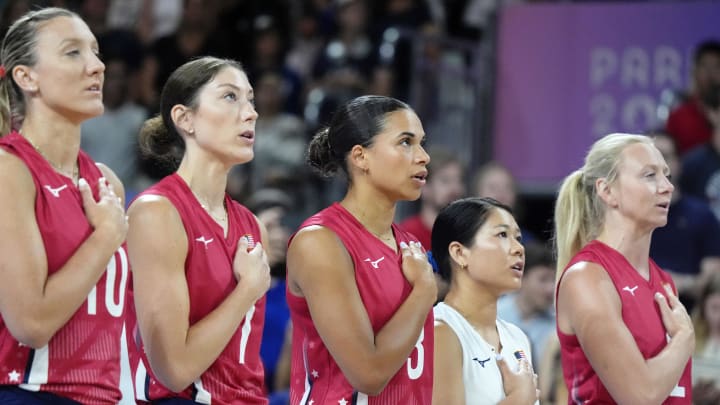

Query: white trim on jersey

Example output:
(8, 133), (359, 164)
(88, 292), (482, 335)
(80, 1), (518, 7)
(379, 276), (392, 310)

(119, 324), (136, 405)
(354, 392), (368, 404)
(299, 339), (312, 405)
(134, 358), (148, 401)
(299, 373), (312, 405)
(194, 378), (212, 404)
(19, 345), (49, 391)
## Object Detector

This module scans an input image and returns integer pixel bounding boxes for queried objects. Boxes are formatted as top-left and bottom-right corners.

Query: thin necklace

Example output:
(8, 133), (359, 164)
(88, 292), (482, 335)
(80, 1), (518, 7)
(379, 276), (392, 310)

(22, 132), (79, 185)
(195, 195), (228, 223)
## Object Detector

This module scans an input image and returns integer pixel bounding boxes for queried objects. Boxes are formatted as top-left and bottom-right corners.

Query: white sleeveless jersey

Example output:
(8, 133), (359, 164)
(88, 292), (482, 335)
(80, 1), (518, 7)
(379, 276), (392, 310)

(433, 302), (537, 405)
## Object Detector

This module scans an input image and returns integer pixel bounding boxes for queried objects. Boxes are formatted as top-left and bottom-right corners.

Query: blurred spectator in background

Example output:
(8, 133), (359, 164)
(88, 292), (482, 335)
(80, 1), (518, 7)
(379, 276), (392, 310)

(680, 100), (720, 222)
(211, 0), (292, 69)
(691, 272), (720, 405)
(286, 2), (325, 81)
(369, 0), (434, 101)
(497, 241), (556, 367)
(82, 29), (148, 198)
(247, 188), (294, 398)
(399, 146), (466, 250)
(400, 146), (465, 301)
(666, 40), (720, 155)
(247, 18), (303, 116)
(137, 0), (219, 112)
(311, 0), (375, 107)
(650, 132), (720, 309)
(473, 160), (536, 242)
(251, 71), (308, 188)
(106, 0), (183, 45)
(251, 70), (316, 224)
(537, 335), (568, 405)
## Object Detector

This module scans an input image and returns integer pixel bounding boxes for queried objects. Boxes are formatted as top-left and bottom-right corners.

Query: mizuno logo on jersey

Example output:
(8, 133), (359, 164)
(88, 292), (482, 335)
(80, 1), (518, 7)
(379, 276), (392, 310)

(44, 184), (68, 198)
(196, 236), (214, 248)
(623, 285), (639, 296)
(472, 357), (491, 367)
(364, 256), (385, 269)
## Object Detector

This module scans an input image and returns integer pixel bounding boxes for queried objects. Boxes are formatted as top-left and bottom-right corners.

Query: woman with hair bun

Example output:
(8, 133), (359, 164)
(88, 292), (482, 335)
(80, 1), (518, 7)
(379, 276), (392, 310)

(127, 56), (270, 404)
(286, 95), (436, 404)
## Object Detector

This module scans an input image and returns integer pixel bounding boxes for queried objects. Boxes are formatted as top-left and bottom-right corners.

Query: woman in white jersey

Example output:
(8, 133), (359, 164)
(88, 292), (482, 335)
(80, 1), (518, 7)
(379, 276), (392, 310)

(431, 197), (539, 404)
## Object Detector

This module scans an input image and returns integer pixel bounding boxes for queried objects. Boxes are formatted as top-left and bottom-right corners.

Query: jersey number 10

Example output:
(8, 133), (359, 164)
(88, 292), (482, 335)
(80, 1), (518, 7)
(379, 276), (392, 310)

(87, 247), (130, 317)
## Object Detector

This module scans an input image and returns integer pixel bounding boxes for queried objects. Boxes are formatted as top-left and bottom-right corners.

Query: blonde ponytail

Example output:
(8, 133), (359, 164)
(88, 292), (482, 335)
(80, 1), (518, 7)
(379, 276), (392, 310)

(553, 133), (654, 283)
(554, 170), (594, 280)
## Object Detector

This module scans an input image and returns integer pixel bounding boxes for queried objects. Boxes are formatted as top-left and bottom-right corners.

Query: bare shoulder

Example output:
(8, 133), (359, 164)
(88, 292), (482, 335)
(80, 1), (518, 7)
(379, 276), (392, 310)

(557, 260), (621, 334)
(128, 194), (182, 229)
(128, 194), (187, 249)
(0, 148), (34, 190)
(559, 260), (615, 296)
(286, 224), (353, 295)
(434, 320), (462, 355)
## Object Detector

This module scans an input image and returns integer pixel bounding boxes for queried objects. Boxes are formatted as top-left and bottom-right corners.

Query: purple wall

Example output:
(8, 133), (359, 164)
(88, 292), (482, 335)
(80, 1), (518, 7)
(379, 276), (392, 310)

(494, 1), (720, 185)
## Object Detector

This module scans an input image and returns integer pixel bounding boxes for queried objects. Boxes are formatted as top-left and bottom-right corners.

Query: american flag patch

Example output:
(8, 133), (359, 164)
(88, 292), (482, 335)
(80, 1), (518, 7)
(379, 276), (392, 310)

(513, 350), (527, 361)
(242, 234), (256, 248)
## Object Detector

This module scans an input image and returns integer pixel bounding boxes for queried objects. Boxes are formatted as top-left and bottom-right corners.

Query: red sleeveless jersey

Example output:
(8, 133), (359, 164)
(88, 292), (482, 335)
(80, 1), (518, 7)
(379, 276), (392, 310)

(287, 203), (434, 405)
(0, 131), (130, 404)
(128, 173), (267, 404)
(556, 240), (692, 404)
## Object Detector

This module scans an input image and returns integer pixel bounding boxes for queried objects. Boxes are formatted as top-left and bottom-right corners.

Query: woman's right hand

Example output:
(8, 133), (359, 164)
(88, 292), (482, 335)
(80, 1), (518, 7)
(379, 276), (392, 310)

(232, 237), (271, 301)
(655, 284), (695, 347)
(79, 177), (127, 248)
(400, 241), (436, 292)
(497, 355), (539, 405)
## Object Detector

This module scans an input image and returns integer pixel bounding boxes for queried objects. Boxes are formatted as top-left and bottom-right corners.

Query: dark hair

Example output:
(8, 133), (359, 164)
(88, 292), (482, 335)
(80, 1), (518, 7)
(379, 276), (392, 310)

(694, 39), (720, 66)
(306, 95), (410, 178)
(523, 241), (555, 275)
(431, 197), (513, 282)
(139, 56), (245, 170)
(0, 7), (78, 135)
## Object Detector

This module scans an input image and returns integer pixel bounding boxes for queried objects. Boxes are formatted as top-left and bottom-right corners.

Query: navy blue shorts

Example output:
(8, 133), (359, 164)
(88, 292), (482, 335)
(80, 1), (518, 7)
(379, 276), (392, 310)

(0, 386), (81, 404)
(153, 398), (202, 404)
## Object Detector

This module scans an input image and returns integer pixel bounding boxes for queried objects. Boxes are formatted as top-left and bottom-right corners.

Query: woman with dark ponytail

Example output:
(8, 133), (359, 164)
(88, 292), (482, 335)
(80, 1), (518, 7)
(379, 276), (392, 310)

(0, 7), (129, 404)
(126, 56), (271, 404)
(286, 95), (437, 404)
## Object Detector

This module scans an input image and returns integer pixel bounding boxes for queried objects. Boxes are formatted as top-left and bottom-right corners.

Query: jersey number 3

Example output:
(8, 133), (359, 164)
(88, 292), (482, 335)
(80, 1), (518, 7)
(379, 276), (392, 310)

(87, 247), (130, 317)
(406, 329), (425, 380)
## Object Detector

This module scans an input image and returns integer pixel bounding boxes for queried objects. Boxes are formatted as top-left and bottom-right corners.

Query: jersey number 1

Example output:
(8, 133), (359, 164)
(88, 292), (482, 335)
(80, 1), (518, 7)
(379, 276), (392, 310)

(239, 305), (256, 364)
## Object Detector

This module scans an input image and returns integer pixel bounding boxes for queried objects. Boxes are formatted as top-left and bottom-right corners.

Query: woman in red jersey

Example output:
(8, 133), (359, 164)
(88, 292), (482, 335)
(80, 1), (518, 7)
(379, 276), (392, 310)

(0, 7), (129, 405)
(126, 56), (271, 405)
(554, 133), (694, 404)
(286, 95), (437, 404)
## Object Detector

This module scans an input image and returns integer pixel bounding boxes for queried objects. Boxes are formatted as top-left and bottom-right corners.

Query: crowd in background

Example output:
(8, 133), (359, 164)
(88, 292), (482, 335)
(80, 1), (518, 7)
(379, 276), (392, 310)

(1, 0), (719, 404)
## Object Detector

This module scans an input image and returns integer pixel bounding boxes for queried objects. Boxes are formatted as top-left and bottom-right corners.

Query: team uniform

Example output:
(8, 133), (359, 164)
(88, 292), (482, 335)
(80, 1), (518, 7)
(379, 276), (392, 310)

(434, 302), (537, 405)
(0, 131), (130, 404)
(556, 240), (692, 404)
(287, 202), (434, 405)
(128, 173), (267, 405)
